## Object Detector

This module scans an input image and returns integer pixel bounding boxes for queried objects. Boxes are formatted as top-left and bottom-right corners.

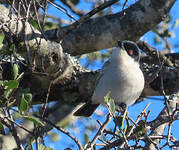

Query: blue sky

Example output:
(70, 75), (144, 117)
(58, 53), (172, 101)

(43, 1), (179, 149)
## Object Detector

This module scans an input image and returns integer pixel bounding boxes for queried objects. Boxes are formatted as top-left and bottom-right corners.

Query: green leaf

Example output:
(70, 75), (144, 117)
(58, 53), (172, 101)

(108, 98), (115, 115)
(0, 34), (4, 49)
(104, 92), (115, 116)
(10, 44), (15, 51)
(0, 34), (4, 44)
(13, 64), (19, 79)
(4, 88), (12, 99)
(16, 72), (24, 80)
(18, 92), (32, 112)
(3, 80), (19, 98)
(0, 122), (5, 135)
(133, 120), (148, 137)
(19, 94), (28, 112)
(7, 99), (16, 107)
(24, 93), (32, 103)
(122, 108), (127, 130)
(44, 22), (55, 30)
(104, 91), (111, 103)
(30, 19), (39, 30)
(23, 115), (44, 126)
(84, 133), (89, 144)
(3, 80), (19, 89)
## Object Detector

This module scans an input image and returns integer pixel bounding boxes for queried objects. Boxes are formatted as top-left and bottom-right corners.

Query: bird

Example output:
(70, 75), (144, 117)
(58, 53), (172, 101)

(73, 40), (145, 117)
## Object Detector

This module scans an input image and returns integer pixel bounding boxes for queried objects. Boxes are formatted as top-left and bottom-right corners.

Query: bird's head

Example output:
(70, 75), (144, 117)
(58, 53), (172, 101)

(118, 40), (140, 62)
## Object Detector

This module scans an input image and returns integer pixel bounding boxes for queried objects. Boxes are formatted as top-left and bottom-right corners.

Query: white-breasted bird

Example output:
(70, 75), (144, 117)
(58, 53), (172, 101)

(74, 40), (145, 117)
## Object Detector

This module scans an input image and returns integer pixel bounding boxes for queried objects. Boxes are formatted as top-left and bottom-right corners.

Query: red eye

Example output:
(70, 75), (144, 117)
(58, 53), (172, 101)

(128, 50), (133, 55)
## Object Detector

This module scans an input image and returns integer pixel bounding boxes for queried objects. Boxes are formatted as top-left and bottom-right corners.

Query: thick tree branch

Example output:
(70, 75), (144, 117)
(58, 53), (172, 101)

(0, 0), (176, 56)
(46, 0), (176, 55)
(0, 0), (177, 105)
(1, 51), (179, 106)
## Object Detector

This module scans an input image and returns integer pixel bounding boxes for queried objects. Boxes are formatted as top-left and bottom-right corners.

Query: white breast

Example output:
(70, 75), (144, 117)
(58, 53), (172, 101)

(92, 48), (144, 106)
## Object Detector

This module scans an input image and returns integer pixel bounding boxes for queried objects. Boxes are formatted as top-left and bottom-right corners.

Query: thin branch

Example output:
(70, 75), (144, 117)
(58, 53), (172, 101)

(57, 0), (120, 41)
(60, 0), (86, 17)
(120, 130), (130, 149)
(126, 103), (150, 137)
(5, 117), (34, 136)
(35, 137), (39, 150)
(137, 40), (174, 67)
(47, 0), (78, 22)
(78, 0), (120, 23)
(46, 14), (70, 24)
(85, 114), (112, 150)
(38, 116), (83, 150)
(6, 110), (23, 150)
(122, 0), (129, 11)
(42, 81), (52, 118)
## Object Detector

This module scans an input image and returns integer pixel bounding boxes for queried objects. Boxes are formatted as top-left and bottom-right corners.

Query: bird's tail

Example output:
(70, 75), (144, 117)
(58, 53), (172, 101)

(73, 102), (99, 117)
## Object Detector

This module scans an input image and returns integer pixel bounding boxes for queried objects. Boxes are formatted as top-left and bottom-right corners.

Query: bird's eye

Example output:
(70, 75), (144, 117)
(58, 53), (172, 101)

(128, 49), (138, 56)
(128, 50), (133, 55)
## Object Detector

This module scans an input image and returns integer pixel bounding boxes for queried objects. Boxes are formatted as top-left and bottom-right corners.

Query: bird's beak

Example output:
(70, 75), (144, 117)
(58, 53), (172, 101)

(117, 40), (125, 51)
(117, 40), (122, 48)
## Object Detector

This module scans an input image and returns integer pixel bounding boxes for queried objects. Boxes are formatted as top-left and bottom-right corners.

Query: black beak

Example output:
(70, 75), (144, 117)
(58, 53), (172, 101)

(117, 40), (122, 48)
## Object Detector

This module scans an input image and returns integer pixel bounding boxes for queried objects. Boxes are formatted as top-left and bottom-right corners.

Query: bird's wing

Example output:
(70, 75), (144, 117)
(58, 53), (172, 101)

(73, 59), (111, 117)
(101, 59), (111, 72)
(95, 59), (111, 87)
(73, 102), (99, 117)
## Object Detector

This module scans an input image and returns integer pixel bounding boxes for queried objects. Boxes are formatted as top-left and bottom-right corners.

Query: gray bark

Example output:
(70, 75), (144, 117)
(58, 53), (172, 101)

(51, 0), (176, 55)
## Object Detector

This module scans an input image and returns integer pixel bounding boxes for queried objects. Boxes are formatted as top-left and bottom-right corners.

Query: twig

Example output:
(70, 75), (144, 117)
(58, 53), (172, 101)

(156, 50), (171, 118)
(119, 103), (150, 148)
(99, 134), (135, 150)
(47, 0), (78, 22)
(57, 0), (120, 41)
(122, 0), (129, 11)
(120, 130), (130, 149)
(137, 40), (173, 67)
(6, 110), (24, 150)
(78, 0), (119, 23)
(126, 103), (150, 137)
(46, 14), (70, 25)
(35, 137), (39, 150)
(144, 134), (160, 150)
(24, 0), (34, 69)
(167, 121), (173, 147)
(103, 129), (121, 138)
(60, 0), (86, 17)
(5, 117), (34, 135)
(127, 116), (138, 127)
(139, 135), (176, 141)
(33, 0), (47, 40)
(167, 104), (177, 148)
(38, 116), (83, 150)
(42, 81), (52, 118)
(159, 142), (168, 149)
(164, 37), (172, 53)
(85, 114), (112, 149)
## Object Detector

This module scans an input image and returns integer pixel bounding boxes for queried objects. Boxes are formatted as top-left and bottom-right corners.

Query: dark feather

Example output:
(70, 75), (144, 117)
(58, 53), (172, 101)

(73, 103), (99, 117)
